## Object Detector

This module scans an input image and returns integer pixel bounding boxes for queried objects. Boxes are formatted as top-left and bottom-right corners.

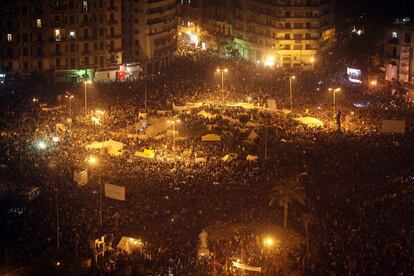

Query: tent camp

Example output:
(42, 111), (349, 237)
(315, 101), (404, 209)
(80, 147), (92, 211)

(117, 237), (143, 254)
(201, 134), (221, 142)
(246, 155), (258, 161)
(86, 140), (124, 156)
(294, 117), (324, 127)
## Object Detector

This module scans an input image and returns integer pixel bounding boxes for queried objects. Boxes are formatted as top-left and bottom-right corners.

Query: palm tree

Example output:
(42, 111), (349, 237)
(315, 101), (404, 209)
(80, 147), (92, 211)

(269, 176), (307, 228)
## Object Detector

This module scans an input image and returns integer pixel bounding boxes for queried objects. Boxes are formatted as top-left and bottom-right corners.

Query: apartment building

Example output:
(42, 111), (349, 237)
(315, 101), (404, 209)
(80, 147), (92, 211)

(122, 0), (177, 73)
(384, 20), (414, 83)
(179, 0), (335, 69)
(0, 0), (178, 81)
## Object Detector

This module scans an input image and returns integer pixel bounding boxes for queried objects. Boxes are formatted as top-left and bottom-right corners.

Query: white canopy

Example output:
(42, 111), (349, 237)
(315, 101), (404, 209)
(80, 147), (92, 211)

(117, 237), (143, 254)
(294, 116), (324, 127)
(197, 110), (216, 119)
(86, 140), (124, 156)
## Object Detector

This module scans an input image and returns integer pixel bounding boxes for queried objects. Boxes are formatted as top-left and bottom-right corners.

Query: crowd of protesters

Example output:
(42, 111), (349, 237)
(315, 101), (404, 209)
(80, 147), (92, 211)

(0, 51), (413, 275)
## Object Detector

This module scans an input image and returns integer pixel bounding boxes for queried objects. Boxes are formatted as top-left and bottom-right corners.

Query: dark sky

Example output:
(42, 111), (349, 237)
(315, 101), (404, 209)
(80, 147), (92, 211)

(337, 0), (414, 22)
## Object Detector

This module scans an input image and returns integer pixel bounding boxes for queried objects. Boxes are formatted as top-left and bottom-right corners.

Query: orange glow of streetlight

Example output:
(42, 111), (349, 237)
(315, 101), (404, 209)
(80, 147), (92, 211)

(291, 75), (296, 80)
(86, 156), (98, 166)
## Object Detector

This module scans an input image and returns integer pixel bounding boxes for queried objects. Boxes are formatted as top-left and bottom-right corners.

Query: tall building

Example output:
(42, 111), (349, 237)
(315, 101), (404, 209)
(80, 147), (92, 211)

(383, 19), (414, 84)
(0, 0), (123, 82)
(179, 0), (335, 69)
(122, 0), (178, 73)
(0, 0), (178, 81)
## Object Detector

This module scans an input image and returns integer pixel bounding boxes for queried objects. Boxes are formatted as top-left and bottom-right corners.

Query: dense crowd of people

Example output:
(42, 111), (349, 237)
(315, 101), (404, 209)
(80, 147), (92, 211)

(0, 51), (413, 275)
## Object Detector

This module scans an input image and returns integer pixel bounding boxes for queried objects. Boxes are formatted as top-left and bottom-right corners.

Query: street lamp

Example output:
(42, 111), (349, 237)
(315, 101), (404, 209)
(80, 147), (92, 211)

(216, 68), (228, 101)
(84, 80), (92, 114)
(65, 94), (74, 122)
(167, 119), (181, 155)
(36, 140), (47, 150)
(86, 155), (102, 226)
(328, 87), (341, 114)
(289, 75), (296, 110)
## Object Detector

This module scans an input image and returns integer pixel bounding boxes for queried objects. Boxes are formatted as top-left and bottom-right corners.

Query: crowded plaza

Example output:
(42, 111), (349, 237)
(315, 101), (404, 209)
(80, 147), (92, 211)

(0, 50), (414, 275)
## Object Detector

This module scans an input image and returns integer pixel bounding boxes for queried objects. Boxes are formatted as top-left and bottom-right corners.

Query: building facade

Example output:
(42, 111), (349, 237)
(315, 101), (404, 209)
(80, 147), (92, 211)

(384, 21), (414, 84)
(0, 0), (178, 81)
(122, 0), (177, 73)
(179, 0), (335, 69)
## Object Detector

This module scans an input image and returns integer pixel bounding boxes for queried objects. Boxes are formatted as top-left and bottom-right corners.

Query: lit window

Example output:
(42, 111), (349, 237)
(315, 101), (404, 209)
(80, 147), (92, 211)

(392, 31), (398, 39)
(69, 31), (76, 39)
(7, 33), (12, 42)
(83, 0), (88, 12)
(55, 29), (61, 41)
(36, 19), (42, 28)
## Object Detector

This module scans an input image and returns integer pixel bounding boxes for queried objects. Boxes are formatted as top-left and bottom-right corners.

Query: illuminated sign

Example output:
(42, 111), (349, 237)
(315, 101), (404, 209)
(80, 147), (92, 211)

(347, 67), (362, 84)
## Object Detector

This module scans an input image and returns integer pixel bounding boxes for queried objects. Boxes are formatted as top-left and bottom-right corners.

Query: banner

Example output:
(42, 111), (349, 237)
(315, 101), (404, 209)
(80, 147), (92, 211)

(399, 46), (410, 82)
(232, 261), (261, 272)
(385, 64), (398, 81)
(73, 170), (88, 186)
(267, 99), (277, 110)
(382, 120), (406, 134)
(104, 183), (126, 201)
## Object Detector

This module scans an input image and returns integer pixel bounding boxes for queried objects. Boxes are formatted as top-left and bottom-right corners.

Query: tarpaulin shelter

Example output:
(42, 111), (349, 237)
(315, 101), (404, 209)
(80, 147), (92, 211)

(294, 116), (324, 127)
(201, 134), (221, 142)
(135, 149), (155, 159)
(117, 237), (143, 254)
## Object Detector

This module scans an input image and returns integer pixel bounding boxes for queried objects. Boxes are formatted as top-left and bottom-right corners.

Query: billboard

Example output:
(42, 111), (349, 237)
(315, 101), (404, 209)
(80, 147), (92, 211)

(399, 46), (410, 82)
(347, 67), (362, 83)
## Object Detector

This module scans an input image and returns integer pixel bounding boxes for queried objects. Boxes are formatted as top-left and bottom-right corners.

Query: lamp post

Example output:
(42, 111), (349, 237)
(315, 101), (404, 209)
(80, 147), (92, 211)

(167, 119), (180, 156)
(84, 80), (92, 114)
(328, 87), (341, 114)
(289, 75), (296, 110)
(216, 68), (228, 101)
(87, 156), (102, 226)
(65, 94), (74, 122)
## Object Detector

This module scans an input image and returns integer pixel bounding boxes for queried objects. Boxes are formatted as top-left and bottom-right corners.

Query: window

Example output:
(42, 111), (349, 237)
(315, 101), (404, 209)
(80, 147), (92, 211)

(84, 43), (89, 52)
(55, 44), (61, 54)
(36, 19), (42, 28)
(110, 41), (115, 50)
(55, 29), (61, 41)
(285, 33), (290, 39)
(284, 45), (291, 50)
(69, 1), (74, 9)
(294, 34), (303, 40)
(306, 22), (311, 28)
(392, 31), (398, 39)
(23, 62), (28, 70)
(70, 43), (75, 52)
(100, 56), (104, 66)
(84, 29), (89, 38)
(70, 58), (75, 68)
(285, 23), (291, 28)
(69, 31), (76, 39)
(405, 33), (411, 43)
(7, 33), (12, 42)
(305, 44), (311, 49)
(56, 58), (61, 68)
(23, 48), (28, 56)
(37, 47), (42, 57)
(23, 34), (28, 43)
(83, 1), (89, 12)
(294, 23), (303, 28)
(69, 16), (75, 24)
(305, 33), (311, 39)
(294, 44), (302, 50)
(99, 42), (104, 50)
(38, 60), (43, 70)
(84, 56), (89, 65)
(99, 28), (104, 36)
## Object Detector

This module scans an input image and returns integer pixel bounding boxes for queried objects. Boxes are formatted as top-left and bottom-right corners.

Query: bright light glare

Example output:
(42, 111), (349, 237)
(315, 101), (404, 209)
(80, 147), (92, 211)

(37, 140), (47, 150)
(370, 80), (378, 86)
(52, 136), (60, 143)
(264, 57), (275, 67)
(263, 237), (274, 247)
(291, 75), (296, 80)
(87, 156), (98, 165)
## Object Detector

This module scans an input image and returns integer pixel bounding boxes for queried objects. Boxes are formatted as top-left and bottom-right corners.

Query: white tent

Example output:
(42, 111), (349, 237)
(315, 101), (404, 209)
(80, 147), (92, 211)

(293, 117), (324, 127)
(201, 134), (221, 142)
(86, 140), (124, 156)
(246, 155), (258, 161)
(117, 237), (143, 254)
(197, 110), (216, 119)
